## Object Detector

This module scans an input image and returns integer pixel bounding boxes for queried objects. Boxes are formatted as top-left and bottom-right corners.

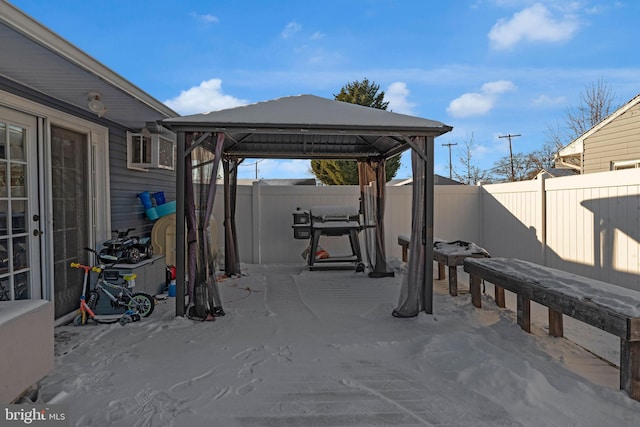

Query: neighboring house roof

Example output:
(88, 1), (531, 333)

(164, 94), (452, 160)
(390, 174), (463, 186)
(557, 93), (640, 159)
(0, 2), (177, 129)
(535, 168), (579, 179)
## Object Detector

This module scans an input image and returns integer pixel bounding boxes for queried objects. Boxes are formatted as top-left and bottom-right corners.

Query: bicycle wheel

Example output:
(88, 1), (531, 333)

(129, 293), (154, 317)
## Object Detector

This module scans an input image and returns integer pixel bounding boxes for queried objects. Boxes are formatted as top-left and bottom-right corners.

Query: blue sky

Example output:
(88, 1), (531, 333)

(9, 0), (640, 180)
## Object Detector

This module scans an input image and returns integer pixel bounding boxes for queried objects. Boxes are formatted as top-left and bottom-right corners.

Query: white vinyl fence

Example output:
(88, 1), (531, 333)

(212, 168), (640, 292)
(481, 168), (640, 292)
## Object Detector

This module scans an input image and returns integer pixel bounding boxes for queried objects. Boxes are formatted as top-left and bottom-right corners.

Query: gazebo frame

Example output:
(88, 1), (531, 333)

(163, 95), (452, 318)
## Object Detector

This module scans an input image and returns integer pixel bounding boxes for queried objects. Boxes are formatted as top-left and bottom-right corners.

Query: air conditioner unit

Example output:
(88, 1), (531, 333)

(128, 129), (175, 170)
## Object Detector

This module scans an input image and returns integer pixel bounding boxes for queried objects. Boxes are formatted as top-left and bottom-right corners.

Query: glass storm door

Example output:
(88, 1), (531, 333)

(0, 106), (41, 301)
(51, 125), (88, 318)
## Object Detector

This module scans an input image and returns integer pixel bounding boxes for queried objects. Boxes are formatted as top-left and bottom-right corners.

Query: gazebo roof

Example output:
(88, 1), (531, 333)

(163, 95), (452, 159)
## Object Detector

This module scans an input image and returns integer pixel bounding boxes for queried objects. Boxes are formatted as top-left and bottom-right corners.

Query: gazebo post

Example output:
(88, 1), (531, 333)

(176, 131), (186, 317)
(423, 136), (435, 314)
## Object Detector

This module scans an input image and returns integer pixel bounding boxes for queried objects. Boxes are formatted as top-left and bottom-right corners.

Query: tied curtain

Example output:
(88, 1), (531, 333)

(223, 157), (241, 276)
(185, 132), (225, 319)
(393, 136), (433, 317)
(358, 158), (392, 277)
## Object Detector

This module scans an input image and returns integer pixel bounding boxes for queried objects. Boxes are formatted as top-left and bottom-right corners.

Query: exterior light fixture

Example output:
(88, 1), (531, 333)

(87, 92), (107, 117)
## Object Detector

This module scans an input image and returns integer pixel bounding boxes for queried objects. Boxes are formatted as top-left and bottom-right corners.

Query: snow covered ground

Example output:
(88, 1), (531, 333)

(40, 262), (640, 426)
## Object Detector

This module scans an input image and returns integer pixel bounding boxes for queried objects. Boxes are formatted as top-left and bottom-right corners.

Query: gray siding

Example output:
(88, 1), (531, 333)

(108, 128), (176, 239)
(0, 77), (176, 241)
(584, 104), (640, 173)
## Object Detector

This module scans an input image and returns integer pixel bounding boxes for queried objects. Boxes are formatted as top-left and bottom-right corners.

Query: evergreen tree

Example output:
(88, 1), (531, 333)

(311, 78), (400, 185)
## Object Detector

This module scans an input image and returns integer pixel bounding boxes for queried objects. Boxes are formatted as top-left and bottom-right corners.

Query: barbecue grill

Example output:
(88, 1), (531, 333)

(292, 205), (365, 272)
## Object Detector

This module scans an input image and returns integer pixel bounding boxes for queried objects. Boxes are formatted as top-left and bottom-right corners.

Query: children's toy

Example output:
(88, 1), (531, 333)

(99, 228), (153, 264)
(70, 248), (155, 326)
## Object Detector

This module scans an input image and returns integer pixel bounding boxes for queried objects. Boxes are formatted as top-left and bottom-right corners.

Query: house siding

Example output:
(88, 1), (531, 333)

(107, 127), (176, 239)
(1, 77), (176, 241)
(584, 104), (640, 173)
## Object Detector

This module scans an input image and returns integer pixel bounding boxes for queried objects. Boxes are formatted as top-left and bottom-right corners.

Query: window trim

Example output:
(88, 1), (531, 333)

(611, 159), (640, 170)
(127, 131), (176, 171)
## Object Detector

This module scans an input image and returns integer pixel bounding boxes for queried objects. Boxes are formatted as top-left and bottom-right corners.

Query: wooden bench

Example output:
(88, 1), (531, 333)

(433, 240), (490, 297)
(397, 235), (490, 296)
(463, 257), (640, 401)
(397, 235), (411, 263)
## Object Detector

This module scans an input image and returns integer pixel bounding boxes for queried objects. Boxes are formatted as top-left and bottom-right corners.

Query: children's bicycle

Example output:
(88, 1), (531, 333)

(70, 248), (155, 326)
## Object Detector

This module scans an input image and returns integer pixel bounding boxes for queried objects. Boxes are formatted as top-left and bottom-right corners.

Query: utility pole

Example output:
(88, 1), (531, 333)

(442, 142), (457, 179)
(498, 134), (521, 182)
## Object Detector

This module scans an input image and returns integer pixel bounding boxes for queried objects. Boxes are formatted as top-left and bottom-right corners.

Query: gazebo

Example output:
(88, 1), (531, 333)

(162, 95), (452, 319)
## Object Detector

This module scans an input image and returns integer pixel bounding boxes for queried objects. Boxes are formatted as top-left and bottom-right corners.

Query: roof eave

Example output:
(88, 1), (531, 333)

(0, 2), (178, 119)
(163, 123), (452, 137)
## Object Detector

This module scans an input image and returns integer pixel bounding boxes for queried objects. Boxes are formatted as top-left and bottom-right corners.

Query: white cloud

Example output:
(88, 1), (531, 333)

(191, 13), (219, 24)
(310, 32), (325, 40)
(447, 80), (516, 118)
(281, 21), (302, 39)
(448, 93), (494, 117)
(164, 78), (247, 115)
(251, 159), (312, 179)
(480, 80), (516, 94)
(488, 3), (579, 50)
(532, 94), (566, 106)
(385, 82), (416, 115)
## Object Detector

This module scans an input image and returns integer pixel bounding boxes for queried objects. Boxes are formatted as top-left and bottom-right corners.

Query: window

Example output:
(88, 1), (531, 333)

(611, 159), (640, 170)
(127, 131), (175, 170)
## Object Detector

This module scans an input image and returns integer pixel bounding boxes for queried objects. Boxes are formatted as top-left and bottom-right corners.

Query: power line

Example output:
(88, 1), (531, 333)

(239, 159), (265, 179)
(498, 134), (521, 182)
(442, 142), (457, 179)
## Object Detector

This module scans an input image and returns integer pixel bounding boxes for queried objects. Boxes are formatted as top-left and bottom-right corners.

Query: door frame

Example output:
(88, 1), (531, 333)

(0, 104), (41, 299)
(0, 89), (111, 304)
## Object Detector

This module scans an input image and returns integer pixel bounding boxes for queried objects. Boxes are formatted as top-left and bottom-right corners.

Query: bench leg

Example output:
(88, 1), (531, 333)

(438, 262), (445, 280)
(470, 275), (482, 308)
(448, 265), (458, 297)
(495, 286), (505, 308)
(517, 294), (531, 333)
(620, 339), (640, 400)
(401, 246), (408, 263)
(549, 309), (564, 337)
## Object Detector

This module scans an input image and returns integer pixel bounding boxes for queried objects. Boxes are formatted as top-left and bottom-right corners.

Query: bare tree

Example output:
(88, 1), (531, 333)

(490, 152), (536, 182)
(453, 133), (490, 185)
(527, 142), (562, 176)
(547, 78), (618, 147)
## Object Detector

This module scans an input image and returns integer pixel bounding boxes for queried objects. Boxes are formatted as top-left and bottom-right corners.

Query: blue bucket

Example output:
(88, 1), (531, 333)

(168, 280), (176, 297)
(152, 191), (166, 206)
(138, 191), (153, 209)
